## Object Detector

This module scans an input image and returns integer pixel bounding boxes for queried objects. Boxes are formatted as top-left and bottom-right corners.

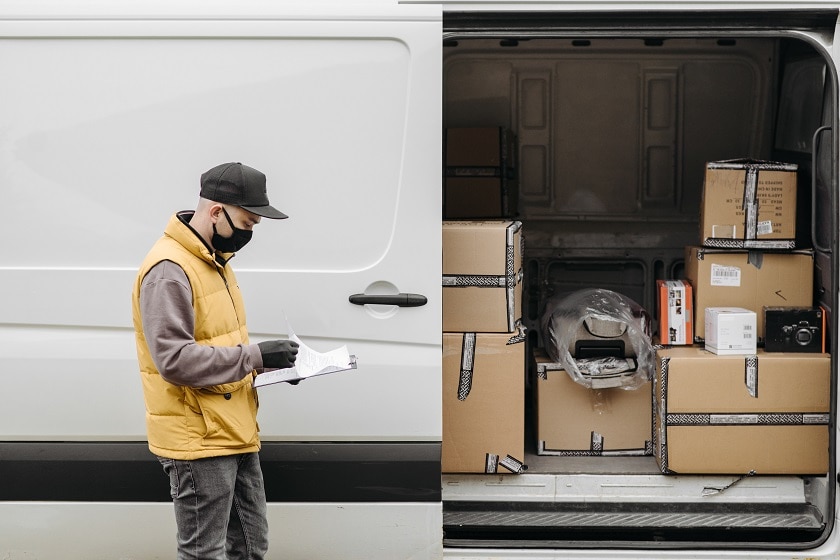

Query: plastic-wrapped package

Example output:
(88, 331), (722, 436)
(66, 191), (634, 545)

(541, 288), (654, 389)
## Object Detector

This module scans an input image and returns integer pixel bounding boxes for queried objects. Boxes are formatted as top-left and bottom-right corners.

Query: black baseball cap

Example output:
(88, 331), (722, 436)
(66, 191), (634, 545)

(200, 162), (288, 219)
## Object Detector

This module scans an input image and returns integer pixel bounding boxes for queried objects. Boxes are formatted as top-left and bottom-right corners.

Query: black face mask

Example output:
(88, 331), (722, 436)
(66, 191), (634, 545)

(212, 208), (253, 253)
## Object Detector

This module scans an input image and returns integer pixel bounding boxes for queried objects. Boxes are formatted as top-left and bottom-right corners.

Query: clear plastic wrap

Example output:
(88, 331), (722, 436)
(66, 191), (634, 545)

(541, 288), (654, 390)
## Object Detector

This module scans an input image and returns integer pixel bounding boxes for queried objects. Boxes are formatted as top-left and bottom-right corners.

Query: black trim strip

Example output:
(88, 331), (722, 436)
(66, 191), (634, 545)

(0, 441), (442, 503)
(444, 10), (839, 35)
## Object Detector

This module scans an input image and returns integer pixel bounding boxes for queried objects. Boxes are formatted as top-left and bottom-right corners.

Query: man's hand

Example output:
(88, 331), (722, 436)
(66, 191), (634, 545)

(258, 339), (299, 369)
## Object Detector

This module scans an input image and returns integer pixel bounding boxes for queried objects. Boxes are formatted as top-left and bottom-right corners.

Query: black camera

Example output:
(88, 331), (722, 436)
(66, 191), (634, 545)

(764, 307), (824, 353)
(781, 320), (820, 347)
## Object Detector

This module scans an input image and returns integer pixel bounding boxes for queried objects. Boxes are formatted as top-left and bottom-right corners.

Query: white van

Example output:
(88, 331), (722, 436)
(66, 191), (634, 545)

(0, 1), (837, 558)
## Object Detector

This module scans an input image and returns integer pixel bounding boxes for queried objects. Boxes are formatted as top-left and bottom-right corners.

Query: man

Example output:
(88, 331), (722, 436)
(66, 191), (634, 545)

(131, 162), (299, 560)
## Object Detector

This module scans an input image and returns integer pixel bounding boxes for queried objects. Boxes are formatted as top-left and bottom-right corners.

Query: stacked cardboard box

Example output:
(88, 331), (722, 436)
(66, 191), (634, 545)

(685, 246), (813, 342)
(442, 220), (526, 473)
(652, 159), (828, 474)
(699, 159), (798, 249)
(687, 159), (810, 344)
(655, 347), (829, 474)
(443, 332), (526, 474)
(535, 351), (653, 456)
(444, 127), (518, 219)
(443, 220), (523, 333)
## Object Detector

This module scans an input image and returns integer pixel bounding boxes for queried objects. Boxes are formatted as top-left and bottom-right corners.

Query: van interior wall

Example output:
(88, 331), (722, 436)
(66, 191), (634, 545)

(442, 35), (831, 347)
(775, 38), (834, 359)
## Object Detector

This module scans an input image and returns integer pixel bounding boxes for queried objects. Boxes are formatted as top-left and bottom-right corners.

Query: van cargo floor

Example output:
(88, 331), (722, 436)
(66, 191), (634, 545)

(442, 471), (823, 546)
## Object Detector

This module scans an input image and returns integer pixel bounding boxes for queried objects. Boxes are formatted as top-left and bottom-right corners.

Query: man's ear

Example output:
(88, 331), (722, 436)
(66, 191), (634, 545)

(209, 204), (224, 223)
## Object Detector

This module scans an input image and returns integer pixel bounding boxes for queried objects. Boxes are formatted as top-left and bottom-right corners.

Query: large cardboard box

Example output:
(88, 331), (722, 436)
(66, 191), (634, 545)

(444, 127), (518, 219)
(700, 159), (798, 249)
(655, 346), (829, 474)
(685, 246), (814, 341)
(442, 332), (526, 474)
(535, 352), (652, 456)
(443, 220), (523, 333)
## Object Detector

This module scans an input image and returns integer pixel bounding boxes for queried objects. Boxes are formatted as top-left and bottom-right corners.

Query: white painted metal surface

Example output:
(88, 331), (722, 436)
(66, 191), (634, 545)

(0, 4), (442, 443)
(443, 473), (806, 503)
(0, 502), (442, 560)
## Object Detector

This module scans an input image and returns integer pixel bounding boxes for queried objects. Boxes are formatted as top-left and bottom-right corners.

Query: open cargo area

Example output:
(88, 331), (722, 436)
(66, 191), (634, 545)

(441, 13), (836, 550)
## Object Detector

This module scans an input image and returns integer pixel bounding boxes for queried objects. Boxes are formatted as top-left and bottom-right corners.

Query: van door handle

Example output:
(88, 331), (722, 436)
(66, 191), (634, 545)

(349, 293), (427, 307)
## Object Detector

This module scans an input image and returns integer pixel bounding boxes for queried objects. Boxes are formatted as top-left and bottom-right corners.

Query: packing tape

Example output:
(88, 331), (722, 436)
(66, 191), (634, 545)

(744, 355), (758, 398)
(485, 453), (499, 474)
(742, 166), (759, 241)
(457, 333), (476, 401)
(590, 432), (604, 453)
(499, 454), (527, 474)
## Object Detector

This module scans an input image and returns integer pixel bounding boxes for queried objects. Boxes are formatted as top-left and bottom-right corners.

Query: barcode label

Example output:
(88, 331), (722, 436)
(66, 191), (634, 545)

(711, 263), (741, 287)
(756, 220), (774, 235)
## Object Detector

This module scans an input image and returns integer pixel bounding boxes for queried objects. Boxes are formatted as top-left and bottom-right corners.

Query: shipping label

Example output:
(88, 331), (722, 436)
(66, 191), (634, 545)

(710, 263), (741, 286)
(756, 220), (774, 235)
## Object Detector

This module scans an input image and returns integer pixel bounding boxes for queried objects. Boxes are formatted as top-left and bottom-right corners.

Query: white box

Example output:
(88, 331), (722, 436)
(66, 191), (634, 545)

(704, 307), (757, 355)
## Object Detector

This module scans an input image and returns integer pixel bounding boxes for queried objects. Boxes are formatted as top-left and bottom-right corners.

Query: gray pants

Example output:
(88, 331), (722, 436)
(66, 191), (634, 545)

(158, 453), (269, 560)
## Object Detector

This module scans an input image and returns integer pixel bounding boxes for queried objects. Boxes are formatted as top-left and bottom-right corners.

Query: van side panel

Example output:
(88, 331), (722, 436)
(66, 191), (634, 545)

(0, 5), (443, 559)
(0, 503), (441, 559)
(0, 24), (441, 441)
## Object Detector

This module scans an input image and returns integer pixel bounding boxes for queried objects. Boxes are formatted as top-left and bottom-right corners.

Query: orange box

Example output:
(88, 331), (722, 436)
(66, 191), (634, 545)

(657, 279), (693, 345)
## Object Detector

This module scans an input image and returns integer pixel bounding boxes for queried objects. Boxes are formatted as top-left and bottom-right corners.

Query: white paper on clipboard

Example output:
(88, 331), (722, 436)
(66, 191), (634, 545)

(253, 320), (356, 387)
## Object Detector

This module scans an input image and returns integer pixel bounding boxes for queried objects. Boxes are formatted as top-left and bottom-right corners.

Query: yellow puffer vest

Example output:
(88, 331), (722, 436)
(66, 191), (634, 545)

(131, 213), (259, 460)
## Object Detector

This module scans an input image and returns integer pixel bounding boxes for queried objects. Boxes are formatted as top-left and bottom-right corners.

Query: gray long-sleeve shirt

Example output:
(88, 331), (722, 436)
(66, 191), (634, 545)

(139, 259), (263, 388)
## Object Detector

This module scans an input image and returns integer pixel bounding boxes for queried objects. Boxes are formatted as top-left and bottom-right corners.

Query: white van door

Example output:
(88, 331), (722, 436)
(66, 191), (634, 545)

(0, 2), (443, 559)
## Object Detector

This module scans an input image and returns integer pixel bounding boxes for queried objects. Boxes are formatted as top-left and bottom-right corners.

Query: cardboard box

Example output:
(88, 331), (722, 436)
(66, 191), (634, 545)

(445, 127), (516, 170)
(655, 346), (829, 474)
(443, 221), (523, 332)
(444, 176), (519, 219)
(685, 246), (814, 341)
(764, 307), (826, 353)
(700, 159), (798, 249)
(444, 127), (518, 219)
(657, 279), (693, 345)
(535, 352), (652, 456)
(704, 307), (757, 355)
(442, 332), (526, 474)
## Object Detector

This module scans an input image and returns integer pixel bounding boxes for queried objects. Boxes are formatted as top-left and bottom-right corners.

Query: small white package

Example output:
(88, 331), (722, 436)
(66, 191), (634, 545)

(704, 307), (757, 355)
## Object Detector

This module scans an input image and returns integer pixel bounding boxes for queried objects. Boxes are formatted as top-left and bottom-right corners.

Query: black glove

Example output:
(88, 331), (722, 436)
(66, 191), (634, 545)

(258, 340), (299, 369)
